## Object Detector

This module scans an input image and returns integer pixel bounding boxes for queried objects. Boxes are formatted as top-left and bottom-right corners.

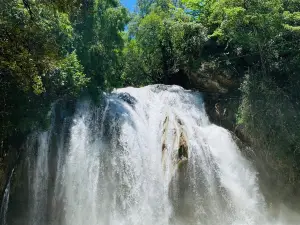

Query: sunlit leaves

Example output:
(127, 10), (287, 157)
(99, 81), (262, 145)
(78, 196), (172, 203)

(122, 1), (207, 85)
(55, 51), (90, 96)
(71, 0), (129, 90)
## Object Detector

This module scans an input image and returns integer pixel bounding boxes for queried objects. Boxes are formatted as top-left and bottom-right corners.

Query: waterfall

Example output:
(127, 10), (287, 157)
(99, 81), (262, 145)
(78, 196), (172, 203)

(0, 168), (14, 225)
(2, 85), (299, 225)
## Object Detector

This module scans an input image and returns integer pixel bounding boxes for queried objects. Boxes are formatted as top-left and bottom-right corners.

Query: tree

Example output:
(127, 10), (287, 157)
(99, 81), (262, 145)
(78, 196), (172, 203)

(71, 0), (129, 91)
(0, 0), (89, 155)
(122, 2), (207, 85)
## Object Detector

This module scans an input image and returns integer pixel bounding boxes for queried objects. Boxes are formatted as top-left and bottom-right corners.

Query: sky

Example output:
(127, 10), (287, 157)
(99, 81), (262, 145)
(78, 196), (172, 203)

(121, 0), (137, 12)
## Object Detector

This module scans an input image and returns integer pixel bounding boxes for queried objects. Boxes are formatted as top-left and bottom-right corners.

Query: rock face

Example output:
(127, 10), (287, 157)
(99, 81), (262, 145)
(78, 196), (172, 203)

(161, 116), (189, 169)
(177, 132), (188, 169)
(203, 92), (245, 140)
(161, 116), (169, 153)
(178, 133), (188, 161)
(187, 62), (240, 94)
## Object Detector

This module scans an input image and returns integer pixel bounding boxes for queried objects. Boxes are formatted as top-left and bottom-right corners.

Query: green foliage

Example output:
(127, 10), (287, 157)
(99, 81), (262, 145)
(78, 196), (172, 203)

(121, 38), (150, 86)
(239, 74), (300, 187)
(137, 0), (176, 15)
(48, 51), (90, 97)
(71, 0), (129, 91)
(0, 0), (128, 155)
(121, 2), (207, 85)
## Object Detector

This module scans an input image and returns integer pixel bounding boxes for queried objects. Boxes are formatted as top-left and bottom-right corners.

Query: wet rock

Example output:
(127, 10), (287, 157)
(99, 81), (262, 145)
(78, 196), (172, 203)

(116, 92), (137, 106)
(161, 116), (169, 152)
(161, 116), (188, 168)
(178, 132), (188, 161)
(187, 61), (240, 94)
(176, 118), (183, 126)
(162, 143), (167, 152)
(177, 157), (188, 169)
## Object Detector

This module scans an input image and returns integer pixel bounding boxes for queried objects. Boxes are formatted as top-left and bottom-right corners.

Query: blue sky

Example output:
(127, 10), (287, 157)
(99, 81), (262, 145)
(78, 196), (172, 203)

(121, 0), (136, 12)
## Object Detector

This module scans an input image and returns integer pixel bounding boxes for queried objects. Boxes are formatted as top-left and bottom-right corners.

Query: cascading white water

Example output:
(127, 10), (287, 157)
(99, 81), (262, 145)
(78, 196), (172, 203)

(29, 132), (51, 225)
(3, 85), (299, 225)
(0, 168), (14, 225)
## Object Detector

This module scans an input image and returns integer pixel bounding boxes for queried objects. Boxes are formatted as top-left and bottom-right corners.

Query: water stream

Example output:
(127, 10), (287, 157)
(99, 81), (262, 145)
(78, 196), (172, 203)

(0, 168), (14, 225)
